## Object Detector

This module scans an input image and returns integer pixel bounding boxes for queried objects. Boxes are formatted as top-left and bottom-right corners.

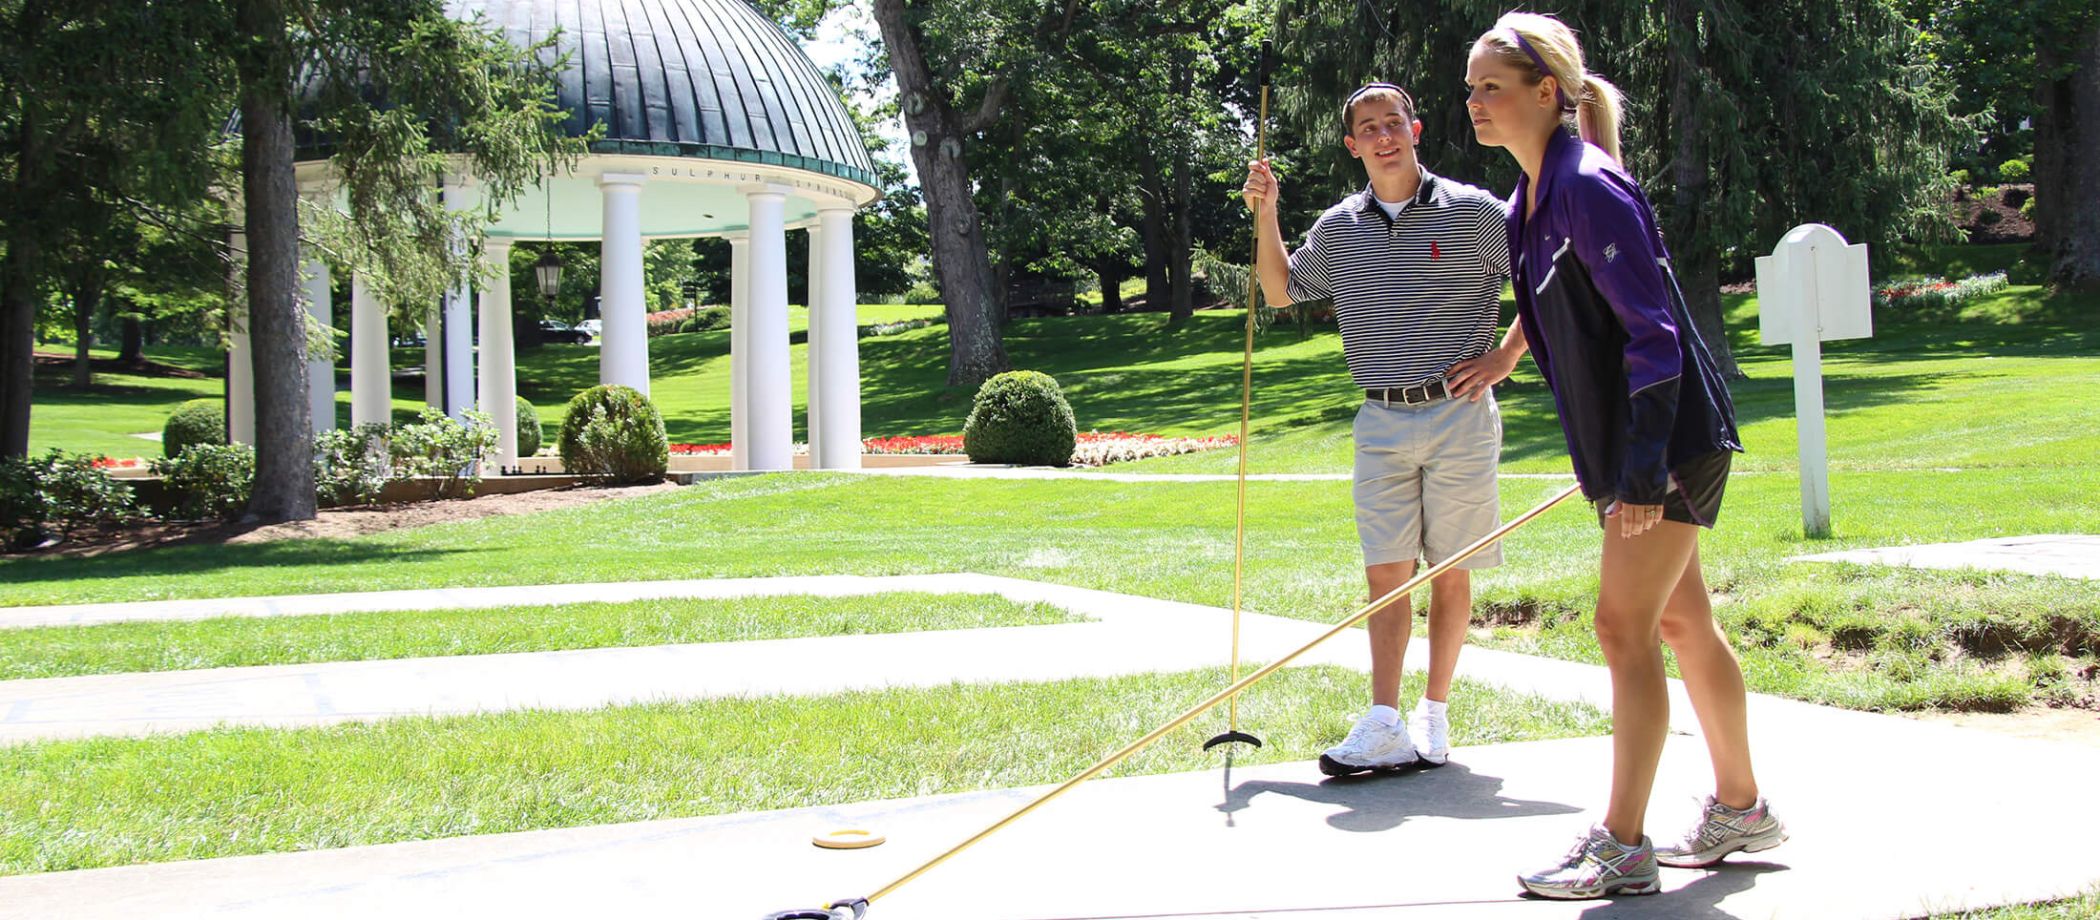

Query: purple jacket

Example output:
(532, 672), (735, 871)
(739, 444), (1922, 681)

(1508, 129), (1740, 507)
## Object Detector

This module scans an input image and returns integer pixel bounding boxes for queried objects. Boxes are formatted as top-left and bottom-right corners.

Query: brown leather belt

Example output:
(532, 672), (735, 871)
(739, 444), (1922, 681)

(1365, 379), (1452, 406)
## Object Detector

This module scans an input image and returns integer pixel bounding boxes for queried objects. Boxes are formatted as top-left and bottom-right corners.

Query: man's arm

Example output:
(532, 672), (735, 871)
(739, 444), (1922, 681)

(1242, 158), (1295, 307)
(1447, 316), (1528, 401)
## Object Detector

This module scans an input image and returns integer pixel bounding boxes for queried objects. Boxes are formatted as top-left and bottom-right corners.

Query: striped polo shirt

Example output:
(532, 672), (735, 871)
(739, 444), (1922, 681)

(1285, 168), (1512, 389)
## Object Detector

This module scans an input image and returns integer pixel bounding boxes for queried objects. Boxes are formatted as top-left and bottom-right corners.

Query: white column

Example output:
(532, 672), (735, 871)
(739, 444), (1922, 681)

(301, 252), (335, 433)
(815, 206), (861, 470)
(598, 173), (649, 395)
(424, 302), (443, 410)
(478, 239), (518, 466)
(728, 233), (751, 470)
(744, 186), (792, 471)
(226, 231), (255, 445)
(805, 224), (824, 464)
(442, 267), (473, 419)
(350, 273), (391, 428)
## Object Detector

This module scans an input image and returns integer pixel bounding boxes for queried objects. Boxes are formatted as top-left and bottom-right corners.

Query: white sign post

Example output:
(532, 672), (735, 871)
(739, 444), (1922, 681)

(1755, 224), (1872, 538)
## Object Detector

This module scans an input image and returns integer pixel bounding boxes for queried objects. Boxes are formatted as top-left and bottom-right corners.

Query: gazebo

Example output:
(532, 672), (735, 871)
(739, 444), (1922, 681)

(225, 0), (882, 471)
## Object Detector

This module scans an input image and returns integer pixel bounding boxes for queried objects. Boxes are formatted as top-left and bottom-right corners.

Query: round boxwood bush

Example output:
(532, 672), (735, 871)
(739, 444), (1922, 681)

(558, 384), (668, 483)
(162, 399), (227, 459)
(515, 396), (543, 456)
(963, 370), (1077, 466)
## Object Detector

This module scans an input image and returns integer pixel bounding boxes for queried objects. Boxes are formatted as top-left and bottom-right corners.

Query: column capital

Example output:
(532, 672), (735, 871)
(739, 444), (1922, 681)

(739, 182), (794, 200)
(597, 172), (648, 189)
(809, 193), (857, 214)
(724, 229), (751, 243)
(482, 237), (514, 255)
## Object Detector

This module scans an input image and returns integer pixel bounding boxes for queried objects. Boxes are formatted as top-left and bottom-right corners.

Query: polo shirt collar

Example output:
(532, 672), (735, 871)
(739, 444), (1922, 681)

(1355, 165), (1440, 217)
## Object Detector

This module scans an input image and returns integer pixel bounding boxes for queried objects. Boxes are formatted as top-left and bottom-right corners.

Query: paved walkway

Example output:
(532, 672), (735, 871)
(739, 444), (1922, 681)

(4, 689), (2095, 919)
(1792, 533), (2100, 580)
(4, 575), (2098, 918)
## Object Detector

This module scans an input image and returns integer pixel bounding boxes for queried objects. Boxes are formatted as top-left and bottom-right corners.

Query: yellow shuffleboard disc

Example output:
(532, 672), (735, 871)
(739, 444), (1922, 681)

(812, 829), (885, 850)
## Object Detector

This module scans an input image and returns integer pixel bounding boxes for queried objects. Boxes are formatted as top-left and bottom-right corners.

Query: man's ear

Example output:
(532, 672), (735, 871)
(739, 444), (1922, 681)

(1343, 134), (1362, 159)
(1410, 120), (1423, 144)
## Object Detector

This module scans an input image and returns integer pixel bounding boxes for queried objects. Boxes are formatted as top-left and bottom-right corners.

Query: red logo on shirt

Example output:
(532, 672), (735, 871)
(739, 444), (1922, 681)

(1430, 241), (1442, 260)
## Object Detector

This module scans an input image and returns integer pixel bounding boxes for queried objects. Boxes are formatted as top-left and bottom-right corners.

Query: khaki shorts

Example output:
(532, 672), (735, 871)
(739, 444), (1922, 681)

(1353, 393), (1503, 569)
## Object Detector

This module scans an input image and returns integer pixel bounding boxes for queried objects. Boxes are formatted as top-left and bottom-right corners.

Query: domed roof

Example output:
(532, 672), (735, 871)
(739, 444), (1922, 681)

(457, 0), (875, 186)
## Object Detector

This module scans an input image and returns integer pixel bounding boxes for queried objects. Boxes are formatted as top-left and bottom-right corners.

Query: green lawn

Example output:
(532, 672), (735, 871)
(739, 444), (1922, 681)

(0, 592), (1080, 680)
(0, 666), (1606, 875)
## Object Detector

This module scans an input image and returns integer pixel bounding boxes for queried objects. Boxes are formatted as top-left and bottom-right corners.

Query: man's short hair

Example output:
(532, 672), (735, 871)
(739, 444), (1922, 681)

(1342, 83), (1417, 132)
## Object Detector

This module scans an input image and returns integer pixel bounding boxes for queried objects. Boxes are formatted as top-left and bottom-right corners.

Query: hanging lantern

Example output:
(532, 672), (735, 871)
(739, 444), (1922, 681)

(534, 248), (564, 302)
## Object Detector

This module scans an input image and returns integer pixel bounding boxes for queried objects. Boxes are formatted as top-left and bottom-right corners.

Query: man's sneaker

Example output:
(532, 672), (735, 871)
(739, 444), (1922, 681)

(1518, 825), (1661, 900)
(1410, 700), (1450, 766)
(1654, 795), (1788, 868)
(1317, 712), (1419, 776)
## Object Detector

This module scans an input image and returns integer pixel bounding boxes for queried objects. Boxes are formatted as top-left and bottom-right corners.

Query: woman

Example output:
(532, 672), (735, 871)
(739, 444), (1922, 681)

(1461, 12), (1786, 900)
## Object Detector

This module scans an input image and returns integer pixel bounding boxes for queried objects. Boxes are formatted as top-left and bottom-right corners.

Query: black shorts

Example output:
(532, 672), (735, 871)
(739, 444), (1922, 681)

(1594, 450), (1734, 530)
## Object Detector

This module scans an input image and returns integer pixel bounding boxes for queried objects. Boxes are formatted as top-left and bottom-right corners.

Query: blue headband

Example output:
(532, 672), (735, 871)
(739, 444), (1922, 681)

(1507, 29), (1572, 113)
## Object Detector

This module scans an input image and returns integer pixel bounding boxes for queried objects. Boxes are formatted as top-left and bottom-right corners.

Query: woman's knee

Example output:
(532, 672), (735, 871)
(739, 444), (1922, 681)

(1592, 605), (1660, 655)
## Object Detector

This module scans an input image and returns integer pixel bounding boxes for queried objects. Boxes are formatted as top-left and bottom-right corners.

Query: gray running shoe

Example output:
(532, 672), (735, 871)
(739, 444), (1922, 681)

(1317, 711), (1419, 776)
(1519, 825), (1661, 900)
(1655, 795), (1788, 868)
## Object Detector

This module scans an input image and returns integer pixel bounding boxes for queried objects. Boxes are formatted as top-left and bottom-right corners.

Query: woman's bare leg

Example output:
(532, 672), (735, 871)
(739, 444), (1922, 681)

(1595, 520), (1700, 845)
(1657, 544), (1760, 809)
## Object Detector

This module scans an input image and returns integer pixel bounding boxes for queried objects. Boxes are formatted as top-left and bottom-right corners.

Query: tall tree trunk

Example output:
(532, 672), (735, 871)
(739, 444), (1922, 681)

(1096, 257), (1123, 314)
(70, 276), (100, 389)
(1167, 52), (1196, 329)
(2037, 16), (2100, 289)
(119, 312), (144, 365)
(1137, 143), (1168, 311)
(237, 0), (316, 522)
(1664, 0), (1739, 376)
(0, 238), (34, 459)
(872, 0), (1010, 389)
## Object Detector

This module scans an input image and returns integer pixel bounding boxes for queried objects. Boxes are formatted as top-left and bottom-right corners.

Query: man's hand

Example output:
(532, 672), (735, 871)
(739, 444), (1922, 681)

(1446, 346), (1520, 401)
(1242, 158), (1278, 213)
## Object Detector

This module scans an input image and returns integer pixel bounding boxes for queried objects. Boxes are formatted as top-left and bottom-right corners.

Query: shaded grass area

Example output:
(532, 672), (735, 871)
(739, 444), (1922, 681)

(1115, 277), (2100, 475)
(3, 467), (2094, 712)
(0, 666), (1607, 875)
(0, 593), (1080, 680)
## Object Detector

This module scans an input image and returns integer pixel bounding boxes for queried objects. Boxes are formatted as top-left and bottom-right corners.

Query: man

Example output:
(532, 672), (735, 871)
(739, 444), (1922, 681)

(1242, 82), (1525, 775)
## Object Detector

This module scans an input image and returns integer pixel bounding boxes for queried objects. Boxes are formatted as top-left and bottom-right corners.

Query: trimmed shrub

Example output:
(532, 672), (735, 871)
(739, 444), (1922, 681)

(677, 309), (729, 335)
(963, 371), (1077, 466)
(516, 396), (543, 456)
(1999, 157), (2031, 182)
(559, 384), (669, 483)
(162, 399), (226, 459)
(0, 451), (139, 549)
(314, 423), (395, 507)
(153, 443), (255, 520)
(391, 407), (500, 500)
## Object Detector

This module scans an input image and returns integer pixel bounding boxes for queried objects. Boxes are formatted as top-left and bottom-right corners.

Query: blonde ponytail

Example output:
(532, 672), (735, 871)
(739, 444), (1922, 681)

(1579, 74), (1625, 166)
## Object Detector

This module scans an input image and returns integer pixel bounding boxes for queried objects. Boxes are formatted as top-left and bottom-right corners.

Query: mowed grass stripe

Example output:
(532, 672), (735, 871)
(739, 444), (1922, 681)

(0, 666), (1607, 875)
(0, 593), (1082, 680)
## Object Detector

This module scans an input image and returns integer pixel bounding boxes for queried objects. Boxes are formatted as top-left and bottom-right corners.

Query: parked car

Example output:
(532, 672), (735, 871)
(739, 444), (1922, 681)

(575, 319), (602, 341)
(538, 320), (591, 345)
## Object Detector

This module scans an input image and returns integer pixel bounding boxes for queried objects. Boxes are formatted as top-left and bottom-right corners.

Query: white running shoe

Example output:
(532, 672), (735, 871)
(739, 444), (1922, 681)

(1318, 711), (1419, 776)
(1410, 699), (1450, 766)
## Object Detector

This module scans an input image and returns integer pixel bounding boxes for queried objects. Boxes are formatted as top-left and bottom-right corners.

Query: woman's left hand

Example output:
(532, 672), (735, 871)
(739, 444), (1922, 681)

(1607, 500), (1665, 538)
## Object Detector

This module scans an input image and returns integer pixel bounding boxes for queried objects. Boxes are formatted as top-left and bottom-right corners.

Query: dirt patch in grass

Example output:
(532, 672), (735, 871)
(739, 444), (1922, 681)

(30, 352), (210, 379)
(8, 482), (683, 559)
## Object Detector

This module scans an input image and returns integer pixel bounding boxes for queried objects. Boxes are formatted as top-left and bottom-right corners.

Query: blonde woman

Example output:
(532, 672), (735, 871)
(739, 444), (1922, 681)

(1464, 12), (1785, 900)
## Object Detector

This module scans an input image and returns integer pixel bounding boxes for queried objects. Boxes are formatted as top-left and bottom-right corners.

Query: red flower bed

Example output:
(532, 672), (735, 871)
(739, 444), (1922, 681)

(669, 431), (1237, 466)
